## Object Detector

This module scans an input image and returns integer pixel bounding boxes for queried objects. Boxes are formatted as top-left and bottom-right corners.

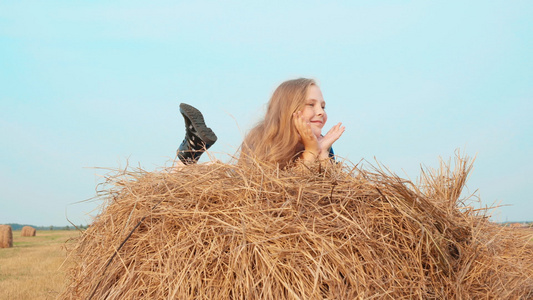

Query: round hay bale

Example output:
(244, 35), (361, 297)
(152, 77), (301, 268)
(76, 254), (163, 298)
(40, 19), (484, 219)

(60, 158), (533, 299)
(21, 226), (36, 237)
(0, 225), (13, 248)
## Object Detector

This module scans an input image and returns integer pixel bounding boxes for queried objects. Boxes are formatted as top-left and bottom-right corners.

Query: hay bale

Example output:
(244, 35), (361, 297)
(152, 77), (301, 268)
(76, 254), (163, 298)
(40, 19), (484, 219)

(21, 226), (36, 237)
(0, 225), (13, 248)
(60, 157), (533, 299)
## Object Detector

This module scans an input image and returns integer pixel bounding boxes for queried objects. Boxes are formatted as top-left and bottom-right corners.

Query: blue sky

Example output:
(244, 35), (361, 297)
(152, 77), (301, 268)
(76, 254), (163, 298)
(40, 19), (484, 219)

(1, 1), (531, 226)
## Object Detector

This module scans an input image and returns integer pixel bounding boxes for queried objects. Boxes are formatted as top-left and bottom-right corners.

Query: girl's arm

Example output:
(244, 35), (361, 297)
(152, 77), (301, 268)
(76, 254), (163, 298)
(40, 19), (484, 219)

(317, 122), (345, 160)
(293, 112), (320, 163)
(293, 112), (345, 163)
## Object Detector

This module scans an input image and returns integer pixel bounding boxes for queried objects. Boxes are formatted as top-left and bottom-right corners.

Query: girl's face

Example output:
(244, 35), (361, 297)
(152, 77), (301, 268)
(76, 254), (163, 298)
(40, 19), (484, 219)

(301, 85), (327, 138)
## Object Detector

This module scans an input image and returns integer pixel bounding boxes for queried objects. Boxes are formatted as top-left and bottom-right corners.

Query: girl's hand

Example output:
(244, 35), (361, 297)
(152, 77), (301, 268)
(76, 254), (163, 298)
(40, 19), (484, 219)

(317, 122), (345, 160)
(293, 111), (319, 161)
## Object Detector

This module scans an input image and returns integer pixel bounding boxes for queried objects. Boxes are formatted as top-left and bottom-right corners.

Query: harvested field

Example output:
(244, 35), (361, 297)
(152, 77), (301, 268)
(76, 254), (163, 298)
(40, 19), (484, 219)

(0, 230), (80, 300)
(61, 156), (533, 299)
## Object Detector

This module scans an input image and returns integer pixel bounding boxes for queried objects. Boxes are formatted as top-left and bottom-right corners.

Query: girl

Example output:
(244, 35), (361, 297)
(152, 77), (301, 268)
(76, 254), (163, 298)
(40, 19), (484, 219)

(240, 78), (345, 168)
(176, 78), (345, 168)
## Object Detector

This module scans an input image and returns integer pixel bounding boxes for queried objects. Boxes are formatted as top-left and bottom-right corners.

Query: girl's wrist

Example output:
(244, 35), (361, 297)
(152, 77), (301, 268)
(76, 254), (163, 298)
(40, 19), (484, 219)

(319, 144), (331, 152)
(303, 149), (318, 157)
(304, 144), (319, 153)
(300, 149), (319, 163)
(317, 151), (330, 160)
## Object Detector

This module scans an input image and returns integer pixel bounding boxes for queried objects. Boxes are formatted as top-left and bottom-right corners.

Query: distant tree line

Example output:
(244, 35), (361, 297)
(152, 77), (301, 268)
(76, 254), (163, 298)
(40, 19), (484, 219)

(5, 223), (89, 231)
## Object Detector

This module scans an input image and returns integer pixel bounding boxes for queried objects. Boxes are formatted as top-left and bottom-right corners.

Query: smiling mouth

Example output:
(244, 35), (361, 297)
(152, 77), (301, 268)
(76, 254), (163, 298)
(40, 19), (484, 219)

(310, 121), (323, 125)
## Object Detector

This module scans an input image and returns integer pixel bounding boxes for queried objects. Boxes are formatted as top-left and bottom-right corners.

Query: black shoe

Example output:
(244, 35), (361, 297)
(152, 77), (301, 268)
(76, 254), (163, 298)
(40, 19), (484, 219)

(177, 103), (217, 164)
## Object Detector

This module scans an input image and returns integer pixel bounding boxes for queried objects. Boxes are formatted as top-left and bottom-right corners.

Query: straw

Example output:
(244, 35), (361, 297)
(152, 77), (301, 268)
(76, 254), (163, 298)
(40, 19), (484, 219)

(60, 155), (533, 299)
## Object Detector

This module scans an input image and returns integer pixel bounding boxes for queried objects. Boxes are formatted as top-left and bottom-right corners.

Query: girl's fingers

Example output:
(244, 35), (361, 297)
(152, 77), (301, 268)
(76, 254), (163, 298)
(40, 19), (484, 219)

(293, 112), (314, 142)
(293, 112), (304, 132)
(319, 122), (345, 150)
(325, 123), (344, 137)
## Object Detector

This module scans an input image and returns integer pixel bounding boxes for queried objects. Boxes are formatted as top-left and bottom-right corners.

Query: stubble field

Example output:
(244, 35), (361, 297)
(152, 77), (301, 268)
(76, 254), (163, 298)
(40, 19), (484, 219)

(0, 230), (80, 300)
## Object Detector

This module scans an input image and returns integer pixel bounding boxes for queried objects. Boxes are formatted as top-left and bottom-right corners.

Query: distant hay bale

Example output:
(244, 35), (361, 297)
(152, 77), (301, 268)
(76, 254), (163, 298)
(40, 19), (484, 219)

(0, 225), (13, 248)
(21, 226), (36, 237)
(60, 156), (533, 299)
(509, 223), (525, 228)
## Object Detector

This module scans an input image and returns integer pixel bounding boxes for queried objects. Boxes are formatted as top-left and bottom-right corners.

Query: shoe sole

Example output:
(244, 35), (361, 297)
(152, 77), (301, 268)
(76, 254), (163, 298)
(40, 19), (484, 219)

(179, 103), (218, 145)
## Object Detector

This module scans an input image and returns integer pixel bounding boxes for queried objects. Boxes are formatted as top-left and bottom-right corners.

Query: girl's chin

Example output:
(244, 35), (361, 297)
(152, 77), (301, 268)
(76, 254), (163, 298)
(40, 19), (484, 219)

(310, 125), (322, 138)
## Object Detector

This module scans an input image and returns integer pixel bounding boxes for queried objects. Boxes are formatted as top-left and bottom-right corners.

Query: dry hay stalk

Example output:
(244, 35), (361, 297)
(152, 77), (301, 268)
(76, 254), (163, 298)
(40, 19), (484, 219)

(60, 155), (533, 299)
(21, 226), (36, 237)
(0, 225), (14, 248)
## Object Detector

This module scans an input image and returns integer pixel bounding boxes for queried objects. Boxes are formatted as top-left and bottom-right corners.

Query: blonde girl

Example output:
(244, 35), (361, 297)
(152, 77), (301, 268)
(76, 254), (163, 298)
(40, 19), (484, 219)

(240, 78), (345, 168)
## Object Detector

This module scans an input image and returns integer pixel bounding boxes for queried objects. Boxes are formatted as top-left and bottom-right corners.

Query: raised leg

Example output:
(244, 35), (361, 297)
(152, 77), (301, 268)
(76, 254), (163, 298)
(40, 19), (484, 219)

(176, 103), (217, 165)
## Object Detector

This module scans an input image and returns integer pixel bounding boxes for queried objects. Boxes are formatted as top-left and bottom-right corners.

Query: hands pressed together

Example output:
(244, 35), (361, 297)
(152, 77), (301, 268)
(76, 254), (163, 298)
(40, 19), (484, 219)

(293, 111), (345, 162)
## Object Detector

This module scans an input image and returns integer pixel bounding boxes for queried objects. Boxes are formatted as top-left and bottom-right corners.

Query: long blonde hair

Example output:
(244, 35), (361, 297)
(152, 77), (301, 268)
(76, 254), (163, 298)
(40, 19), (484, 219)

(240, 78), (317, 168)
